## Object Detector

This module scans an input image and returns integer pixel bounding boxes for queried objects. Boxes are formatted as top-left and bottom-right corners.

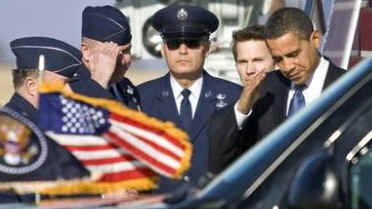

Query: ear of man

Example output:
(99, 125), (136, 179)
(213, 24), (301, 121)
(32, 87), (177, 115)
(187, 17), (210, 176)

(24, 76), (38, 97)
(309, 30), (322, 49)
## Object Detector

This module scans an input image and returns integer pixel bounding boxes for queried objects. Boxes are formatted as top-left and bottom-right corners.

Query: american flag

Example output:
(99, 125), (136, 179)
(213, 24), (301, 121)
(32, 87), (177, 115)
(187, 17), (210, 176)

(38, 82), (192, 191)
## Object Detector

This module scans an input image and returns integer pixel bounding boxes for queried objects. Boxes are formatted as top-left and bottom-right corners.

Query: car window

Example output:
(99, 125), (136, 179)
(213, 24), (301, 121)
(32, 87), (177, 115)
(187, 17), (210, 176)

(349, 146), (372, 209)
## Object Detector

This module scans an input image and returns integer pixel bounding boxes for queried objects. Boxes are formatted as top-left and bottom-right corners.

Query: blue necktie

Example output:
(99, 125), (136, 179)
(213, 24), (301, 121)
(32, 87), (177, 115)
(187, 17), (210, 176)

(180, 89), (192, 133)
(288, 85), (306, 117)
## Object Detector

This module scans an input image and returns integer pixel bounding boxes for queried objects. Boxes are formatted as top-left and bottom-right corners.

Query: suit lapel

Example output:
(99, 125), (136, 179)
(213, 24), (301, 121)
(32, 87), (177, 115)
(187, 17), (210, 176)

(323, 61), (345, 89)
(279, 86), (290, 120)
(189, 73), (217, 143)
(154, 74), (182, 127)
(275, 72), (291, 120)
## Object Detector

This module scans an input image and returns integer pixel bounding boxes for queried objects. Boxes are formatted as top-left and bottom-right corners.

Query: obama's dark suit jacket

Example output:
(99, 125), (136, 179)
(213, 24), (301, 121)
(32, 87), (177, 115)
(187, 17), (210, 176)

(208, 61), (345, 174)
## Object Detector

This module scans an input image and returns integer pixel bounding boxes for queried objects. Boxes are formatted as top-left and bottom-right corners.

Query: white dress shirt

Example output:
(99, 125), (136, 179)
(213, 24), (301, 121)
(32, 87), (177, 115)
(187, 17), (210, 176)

(286, 57), (329, 115)
(234, 56), (330, 128)
(170, 75), (203, 119)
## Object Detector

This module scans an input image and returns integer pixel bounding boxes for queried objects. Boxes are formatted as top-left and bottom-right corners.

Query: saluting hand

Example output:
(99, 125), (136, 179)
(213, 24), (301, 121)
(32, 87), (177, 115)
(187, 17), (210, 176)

(109, 43), (132, 84)
(89, 41), (122, 88)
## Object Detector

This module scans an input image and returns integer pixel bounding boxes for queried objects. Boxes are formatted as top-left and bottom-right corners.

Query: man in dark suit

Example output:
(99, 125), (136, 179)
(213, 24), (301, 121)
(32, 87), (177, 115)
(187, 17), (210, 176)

(5, 37), (82, 123)
(138, 4), (242, 192)
(209, 7), (345, 174)
(69, 6), (140, 110)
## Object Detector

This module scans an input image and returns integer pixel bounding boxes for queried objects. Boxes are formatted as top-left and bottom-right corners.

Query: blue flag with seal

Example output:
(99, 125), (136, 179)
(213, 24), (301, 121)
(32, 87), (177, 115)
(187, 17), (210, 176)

(0, 107), (89, 196)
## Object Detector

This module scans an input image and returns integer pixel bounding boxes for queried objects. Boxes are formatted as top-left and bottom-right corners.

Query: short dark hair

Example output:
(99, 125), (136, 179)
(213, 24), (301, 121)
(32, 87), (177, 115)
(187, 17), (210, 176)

(232, 25), (266, 61)
(265, 7), (314, 41)
(12, 69), (39, 90)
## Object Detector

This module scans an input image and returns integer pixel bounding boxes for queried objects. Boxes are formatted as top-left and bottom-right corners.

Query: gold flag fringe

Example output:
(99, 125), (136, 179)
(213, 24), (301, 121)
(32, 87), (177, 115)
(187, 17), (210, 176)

(40, 177), (158, 195)
(0, 176), (158, 195)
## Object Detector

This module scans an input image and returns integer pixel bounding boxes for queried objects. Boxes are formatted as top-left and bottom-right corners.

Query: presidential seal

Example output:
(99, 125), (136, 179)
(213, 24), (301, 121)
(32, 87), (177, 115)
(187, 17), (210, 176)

(0, 107), (48, 174)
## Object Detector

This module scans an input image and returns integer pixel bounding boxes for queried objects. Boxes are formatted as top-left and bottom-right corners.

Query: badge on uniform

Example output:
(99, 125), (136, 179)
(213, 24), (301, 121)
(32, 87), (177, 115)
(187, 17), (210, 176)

(216, 93), (227, 109)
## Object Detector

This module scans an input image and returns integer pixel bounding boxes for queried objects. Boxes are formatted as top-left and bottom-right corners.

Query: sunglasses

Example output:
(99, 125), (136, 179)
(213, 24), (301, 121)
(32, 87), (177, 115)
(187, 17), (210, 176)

(165, 39), (204, 50)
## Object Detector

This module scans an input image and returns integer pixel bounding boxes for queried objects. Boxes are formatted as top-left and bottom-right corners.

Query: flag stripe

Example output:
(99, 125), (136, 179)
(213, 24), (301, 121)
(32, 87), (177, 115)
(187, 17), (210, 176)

(65, 144), (120, 151)
(106, 129), (177, 177)
(86, 160), (147, 173)
(83, 156), (136, 165)
(108, 126), (180, 170)
(110, 119), (184, 158)
(132, 133), (182, 162)
(98, 167), (157, 182)
(46, 132), (108, 145)
(110, 113), (186, 150)
(71, 148), (129, 160)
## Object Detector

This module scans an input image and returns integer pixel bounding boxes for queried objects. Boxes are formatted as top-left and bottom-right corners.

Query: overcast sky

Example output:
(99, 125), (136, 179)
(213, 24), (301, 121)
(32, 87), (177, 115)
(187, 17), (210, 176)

(0, 0), (115, 65)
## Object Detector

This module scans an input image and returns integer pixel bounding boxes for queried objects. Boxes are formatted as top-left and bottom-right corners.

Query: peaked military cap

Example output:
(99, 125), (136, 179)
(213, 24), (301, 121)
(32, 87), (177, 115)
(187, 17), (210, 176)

(82, 5), (132, 45)
(10, 37), (82, 78)
(151, 4), (219, 40)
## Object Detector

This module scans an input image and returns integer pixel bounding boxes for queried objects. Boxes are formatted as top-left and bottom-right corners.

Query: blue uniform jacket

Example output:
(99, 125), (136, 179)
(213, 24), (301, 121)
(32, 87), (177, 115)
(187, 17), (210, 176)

(5, 93), (38, 123)
(138, 71), (242, 192)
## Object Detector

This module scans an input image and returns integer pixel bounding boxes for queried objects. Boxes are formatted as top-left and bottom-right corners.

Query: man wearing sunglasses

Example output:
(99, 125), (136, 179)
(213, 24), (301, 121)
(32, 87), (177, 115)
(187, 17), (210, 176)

(138, 4), (242, 193)
(69, 6), (141, 110)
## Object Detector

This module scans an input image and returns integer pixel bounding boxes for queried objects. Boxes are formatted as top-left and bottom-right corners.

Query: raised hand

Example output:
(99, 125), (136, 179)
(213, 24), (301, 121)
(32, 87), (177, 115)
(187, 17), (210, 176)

(109, 43), (132, 84)
(89, 41), (122, 88)
(237, 70), (267, 114)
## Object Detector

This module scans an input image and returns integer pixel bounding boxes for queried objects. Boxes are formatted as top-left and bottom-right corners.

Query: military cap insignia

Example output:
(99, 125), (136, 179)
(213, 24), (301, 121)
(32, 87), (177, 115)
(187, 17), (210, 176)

(177, 8), (188, 21)
(0, 108), (48, 174)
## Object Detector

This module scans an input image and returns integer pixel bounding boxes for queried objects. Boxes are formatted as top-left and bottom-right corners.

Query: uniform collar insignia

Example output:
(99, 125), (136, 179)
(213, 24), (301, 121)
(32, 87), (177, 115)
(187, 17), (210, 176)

(216, 93), (227, 109)
(126, 85), (133, 95)
(162, 91), (170, 97)
(177, 8), (188, 21)
(132, 97), (137, 103)
(204, 90), (212, 98)
(216, 93), (226, 100)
